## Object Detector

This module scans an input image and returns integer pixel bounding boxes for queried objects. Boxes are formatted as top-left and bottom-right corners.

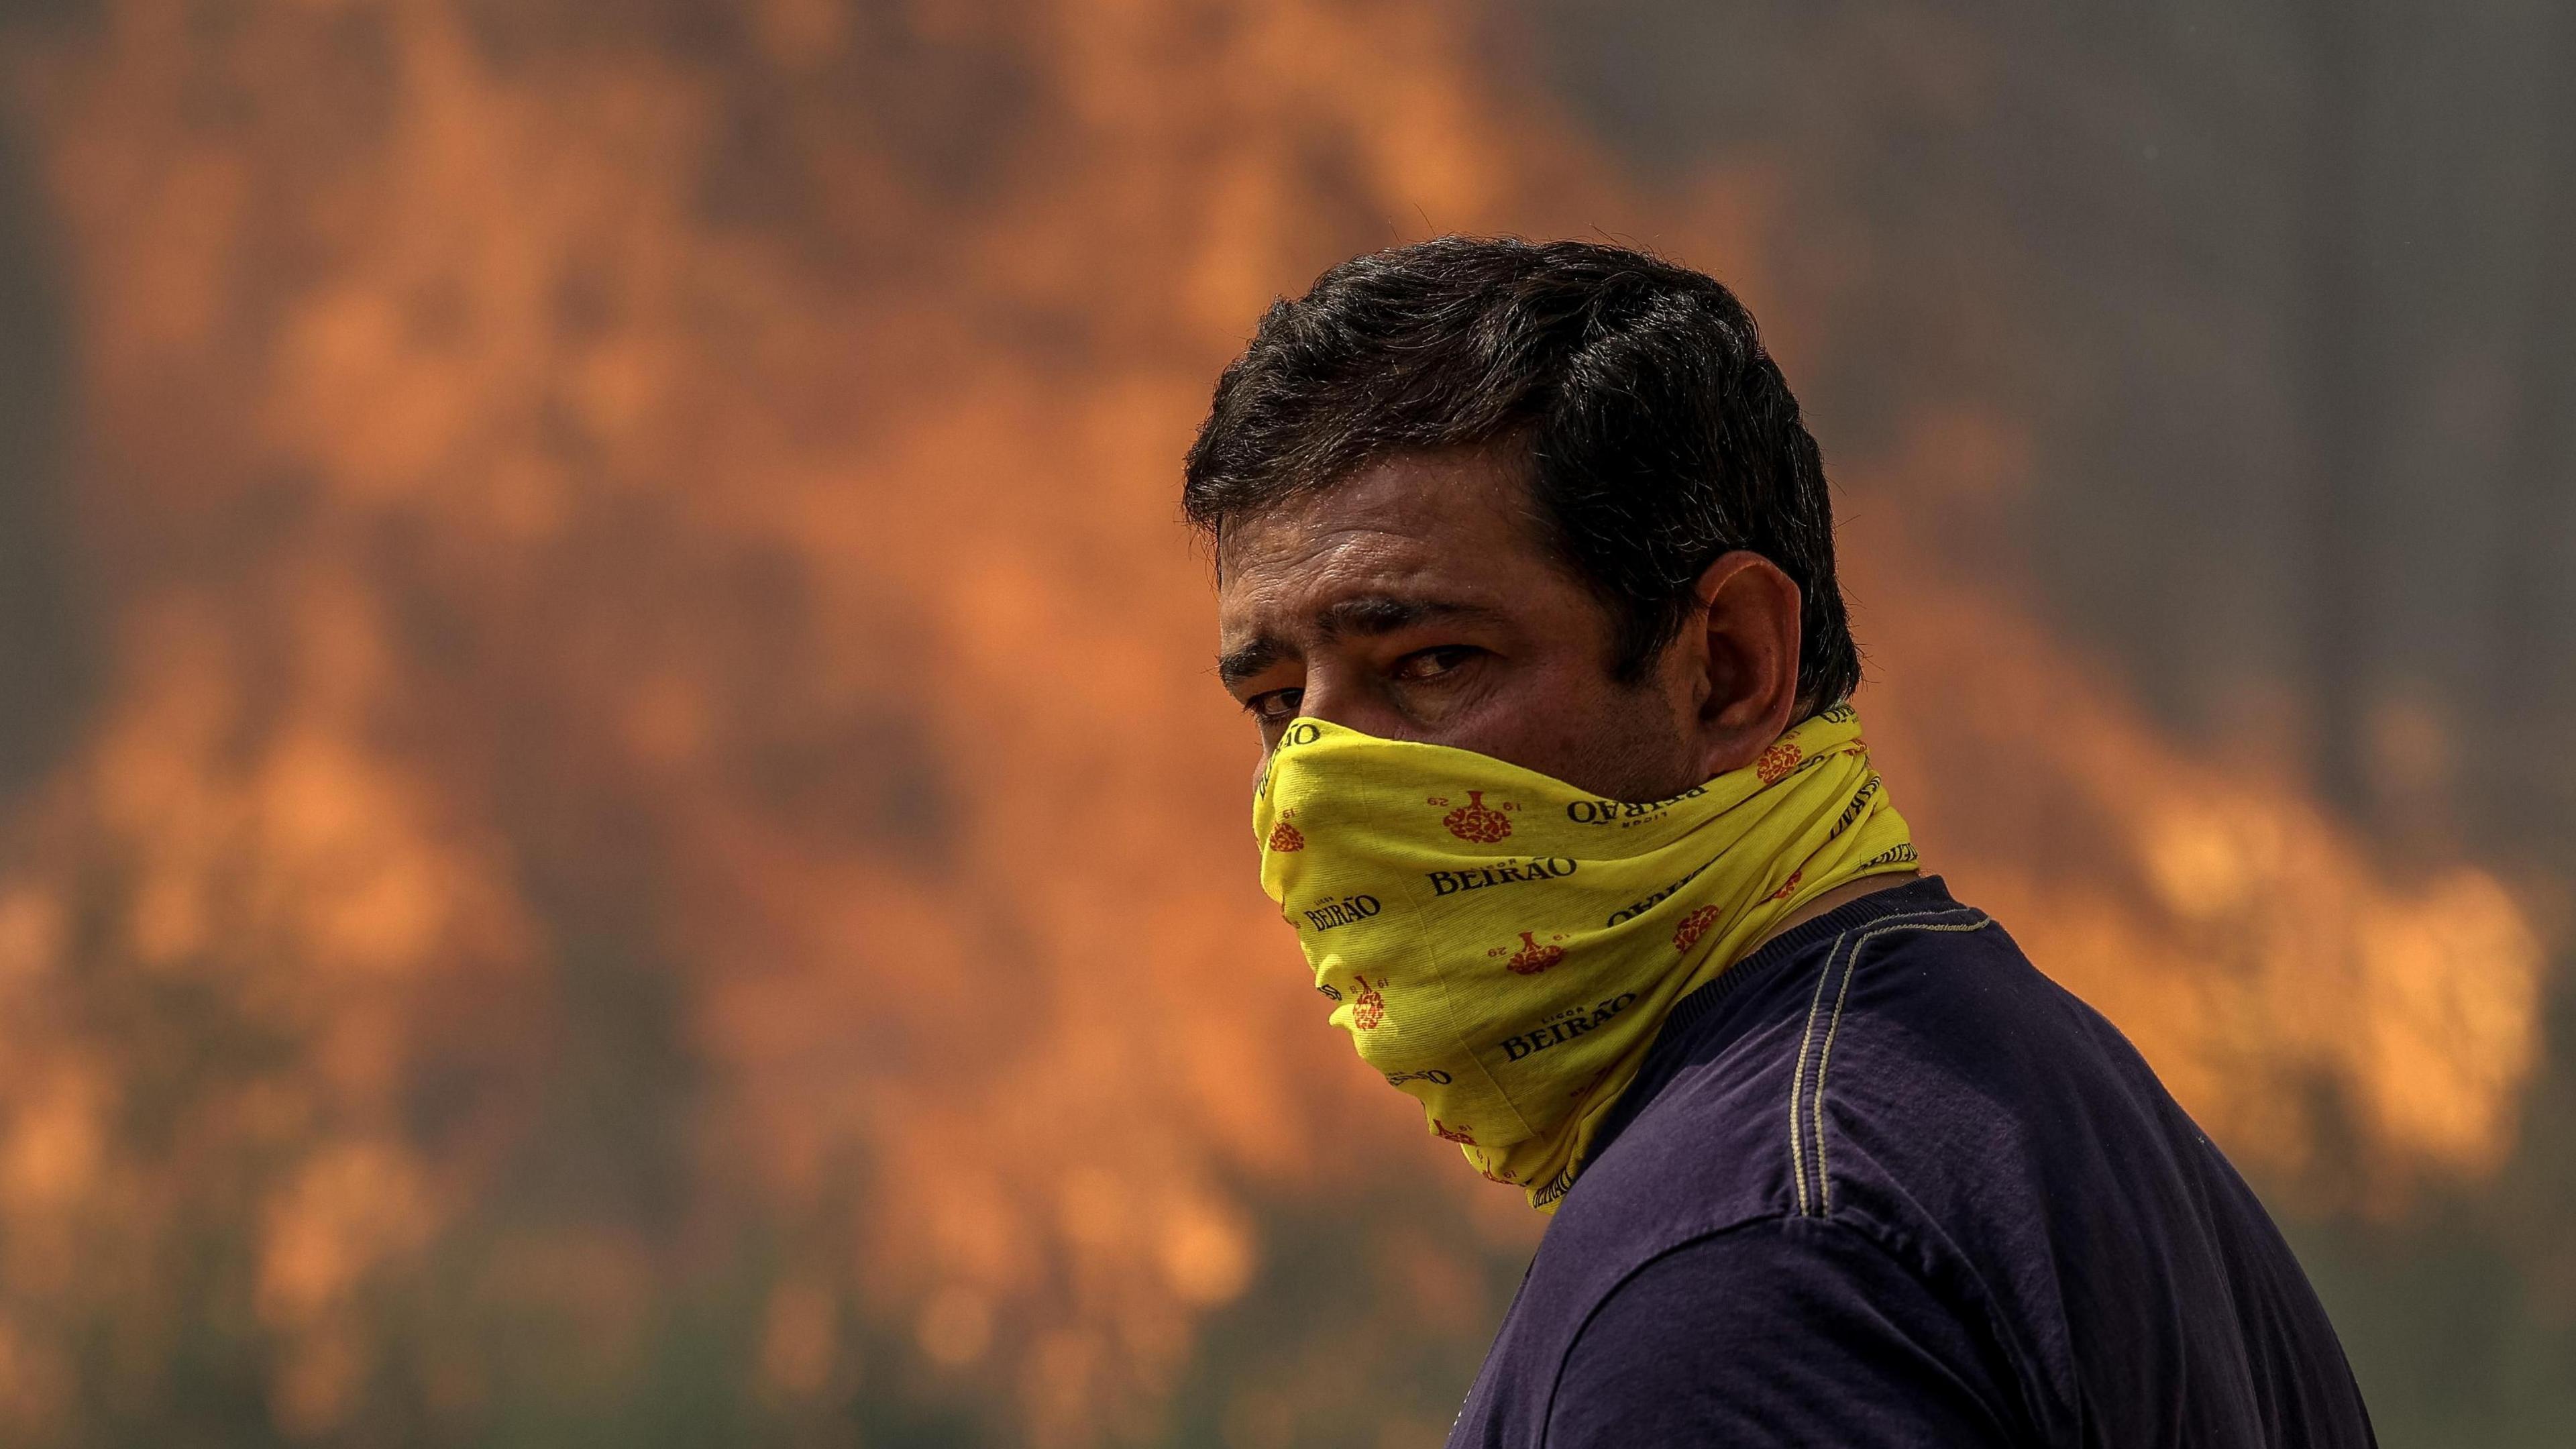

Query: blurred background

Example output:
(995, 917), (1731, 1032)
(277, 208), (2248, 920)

(0, 1), (2569, 1444)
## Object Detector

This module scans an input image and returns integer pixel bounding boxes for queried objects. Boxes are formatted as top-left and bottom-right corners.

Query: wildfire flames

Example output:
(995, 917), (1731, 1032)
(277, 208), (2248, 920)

(0, 1), (2544, 1442)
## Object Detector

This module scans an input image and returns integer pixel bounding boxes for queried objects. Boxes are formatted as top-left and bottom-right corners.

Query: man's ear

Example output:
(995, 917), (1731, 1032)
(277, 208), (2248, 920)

(1684, 551), (1803, 779)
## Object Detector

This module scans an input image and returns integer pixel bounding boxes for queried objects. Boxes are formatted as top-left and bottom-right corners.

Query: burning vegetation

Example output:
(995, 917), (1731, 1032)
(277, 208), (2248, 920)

(0, 1), (2543, 1442)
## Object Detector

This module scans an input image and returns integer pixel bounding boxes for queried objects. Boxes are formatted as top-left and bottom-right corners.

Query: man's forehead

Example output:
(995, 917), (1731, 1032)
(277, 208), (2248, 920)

(1215, 514), (1507, 636)
(1208, 447), (1564, 672)
(1215, 450), (1538, 583)
(1218, 517), (1437, 611)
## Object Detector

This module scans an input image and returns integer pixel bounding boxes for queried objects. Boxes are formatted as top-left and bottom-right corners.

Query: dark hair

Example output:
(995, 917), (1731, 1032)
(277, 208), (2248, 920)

(1182, 236), (1860, 713)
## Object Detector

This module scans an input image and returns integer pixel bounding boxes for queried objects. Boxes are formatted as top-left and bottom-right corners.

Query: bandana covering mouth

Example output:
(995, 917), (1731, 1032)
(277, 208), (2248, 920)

(1252, 704), (1916, 1212)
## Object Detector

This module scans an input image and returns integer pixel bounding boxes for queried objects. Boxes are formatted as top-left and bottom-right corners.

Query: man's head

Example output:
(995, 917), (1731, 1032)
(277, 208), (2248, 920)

(1187, 236), (1858, 803)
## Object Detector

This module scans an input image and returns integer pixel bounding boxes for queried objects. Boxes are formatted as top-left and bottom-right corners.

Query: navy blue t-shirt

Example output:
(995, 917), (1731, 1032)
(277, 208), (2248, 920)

(1446, 877), (2375, 1448)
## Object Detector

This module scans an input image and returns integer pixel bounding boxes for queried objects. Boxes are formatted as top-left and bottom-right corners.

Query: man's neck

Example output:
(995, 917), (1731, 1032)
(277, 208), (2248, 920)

(1753, 870), (1922, 953)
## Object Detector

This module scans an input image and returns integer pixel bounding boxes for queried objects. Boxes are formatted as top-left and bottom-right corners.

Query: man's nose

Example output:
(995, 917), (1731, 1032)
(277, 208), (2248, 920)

(1295, 672), (1405, 740)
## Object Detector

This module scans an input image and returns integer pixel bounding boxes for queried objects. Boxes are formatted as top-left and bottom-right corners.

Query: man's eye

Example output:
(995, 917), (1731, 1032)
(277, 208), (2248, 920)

(1246, 688), (1303, 722)
(1393, 646), (1482, 681)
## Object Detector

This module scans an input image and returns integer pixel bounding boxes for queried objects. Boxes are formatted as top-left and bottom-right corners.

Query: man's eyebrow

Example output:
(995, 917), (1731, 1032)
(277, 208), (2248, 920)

(1216, 635), (1288, 689)
(1216, 596), (1503, 690)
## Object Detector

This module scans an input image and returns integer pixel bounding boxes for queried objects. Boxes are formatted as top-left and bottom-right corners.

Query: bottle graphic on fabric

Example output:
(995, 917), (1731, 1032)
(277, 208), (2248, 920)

(1350, 975), (1385, 1030)
(1756, 740), (1804, 784)
(1443, 789), (1512, 843)
(1672, 904), (1722, 952)
(1505, 930), (1566, 975)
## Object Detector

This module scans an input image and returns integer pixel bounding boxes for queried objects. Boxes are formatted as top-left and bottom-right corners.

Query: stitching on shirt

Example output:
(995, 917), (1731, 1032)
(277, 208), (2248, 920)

(1786, 905), (1974, 1216)
(1811, 914), (1992, 1214)
(1786, 929), (1854, 1216)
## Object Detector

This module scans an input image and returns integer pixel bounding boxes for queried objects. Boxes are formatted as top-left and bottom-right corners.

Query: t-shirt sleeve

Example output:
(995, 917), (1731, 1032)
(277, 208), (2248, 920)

(1544, 1216), (2027, 1448)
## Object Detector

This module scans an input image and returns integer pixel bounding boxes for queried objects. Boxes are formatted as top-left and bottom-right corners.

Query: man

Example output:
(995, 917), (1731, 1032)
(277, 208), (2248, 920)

(1185, 237), (2376, 1447)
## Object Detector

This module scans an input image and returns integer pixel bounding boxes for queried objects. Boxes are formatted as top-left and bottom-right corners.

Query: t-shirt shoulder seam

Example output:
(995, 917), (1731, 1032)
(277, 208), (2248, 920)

(1788, 906), (1992, 1216)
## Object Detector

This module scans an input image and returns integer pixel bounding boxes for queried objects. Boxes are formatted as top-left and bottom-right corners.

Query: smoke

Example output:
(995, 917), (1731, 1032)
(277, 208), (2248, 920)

(0, 1), (2544, 1442)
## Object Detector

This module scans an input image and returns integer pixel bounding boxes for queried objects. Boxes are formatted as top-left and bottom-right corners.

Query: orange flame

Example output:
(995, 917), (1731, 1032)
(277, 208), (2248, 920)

(0, 1), (2544, 1442)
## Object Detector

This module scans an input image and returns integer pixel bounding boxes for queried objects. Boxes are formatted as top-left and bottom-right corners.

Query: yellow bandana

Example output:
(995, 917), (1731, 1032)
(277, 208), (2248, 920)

(1252, 704), (1915, 1211)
